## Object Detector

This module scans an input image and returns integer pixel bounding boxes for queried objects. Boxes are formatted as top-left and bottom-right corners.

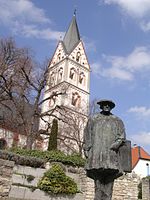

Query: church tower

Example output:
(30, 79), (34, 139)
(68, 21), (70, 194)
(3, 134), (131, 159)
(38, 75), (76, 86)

(40, 14), (90, 153)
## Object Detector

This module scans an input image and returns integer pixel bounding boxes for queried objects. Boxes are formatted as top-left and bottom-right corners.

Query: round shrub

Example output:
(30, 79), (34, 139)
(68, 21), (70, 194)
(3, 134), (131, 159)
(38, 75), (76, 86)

(38, 163), (78, 195)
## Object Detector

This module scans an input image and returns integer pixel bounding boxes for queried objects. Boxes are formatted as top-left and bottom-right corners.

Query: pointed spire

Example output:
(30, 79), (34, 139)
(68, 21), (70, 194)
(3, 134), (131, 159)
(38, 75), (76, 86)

(63, 14), (80, 54)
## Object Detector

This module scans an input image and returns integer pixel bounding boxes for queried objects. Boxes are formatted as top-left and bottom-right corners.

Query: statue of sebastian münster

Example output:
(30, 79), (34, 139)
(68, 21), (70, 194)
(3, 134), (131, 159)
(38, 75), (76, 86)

(83, 100), (131, 200)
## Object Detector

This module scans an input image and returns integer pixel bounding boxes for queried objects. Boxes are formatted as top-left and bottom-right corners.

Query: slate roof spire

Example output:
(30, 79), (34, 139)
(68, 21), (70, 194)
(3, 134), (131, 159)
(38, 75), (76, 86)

(63, 13), (80, 54)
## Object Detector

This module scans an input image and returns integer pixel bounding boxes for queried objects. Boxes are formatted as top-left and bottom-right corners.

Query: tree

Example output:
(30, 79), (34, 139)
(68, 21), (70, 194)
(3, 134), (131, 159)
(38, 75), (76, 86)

(0, 37), (66, 149)
(56, 106), (88, 155)
(47, 118), (58, 151)
(89, 98), (99, 116)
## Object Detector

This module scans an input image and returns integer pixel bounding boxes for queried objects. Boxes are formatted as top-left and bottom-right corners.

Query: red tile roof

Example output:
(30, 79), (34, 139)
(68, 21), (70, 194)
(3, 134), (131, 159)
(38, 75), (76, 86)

(132, 146), (150, 169)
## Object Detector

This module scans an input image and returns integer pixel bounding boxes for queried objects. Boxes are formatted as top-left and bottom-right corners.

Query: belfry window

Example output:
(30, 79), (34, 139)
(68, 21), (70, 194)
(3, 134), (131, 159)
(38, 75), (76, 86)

(79, 72), (85, 84)
(76, 51), (81, 62)
(71, 92), (81, 107)
(69, 68), (76, 80)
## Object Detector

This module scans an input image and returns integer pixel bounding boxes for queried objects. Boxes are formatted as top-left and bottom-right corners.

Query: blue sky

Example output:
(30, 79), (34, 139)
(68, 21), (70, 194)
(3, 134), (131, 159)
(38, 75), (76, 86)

(0, 0), (150, 153)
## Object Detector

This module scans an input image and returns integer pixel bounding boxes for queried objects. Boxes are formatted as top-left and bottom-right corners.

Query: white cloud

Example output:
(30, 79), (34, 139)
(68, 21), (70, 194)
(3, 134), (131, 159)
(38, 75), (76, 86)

(130, 132), (150, 145)
(102, 0), (150, 31)
(140, 21), (150, 32)
(103, 0), (150, 18)
(91, 46), (150, 81)
(128, 106), (150, 118)
(0, 0), (63, 40)
(18, 24), (63, 40)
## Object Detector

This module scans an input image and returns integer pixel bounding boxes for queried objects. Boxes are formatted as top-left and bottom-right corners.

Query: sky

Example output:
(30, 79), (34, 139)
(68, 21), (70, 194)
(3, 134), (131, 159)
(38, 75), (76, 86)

(0, 0), (150, 153)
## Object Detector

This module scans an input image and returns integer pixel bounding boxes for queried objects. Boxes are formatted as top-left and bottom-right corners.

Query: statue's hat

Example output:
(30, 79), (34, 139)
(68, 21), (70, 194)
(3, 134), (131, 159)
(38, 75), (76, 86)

(97, 99), (115, 109)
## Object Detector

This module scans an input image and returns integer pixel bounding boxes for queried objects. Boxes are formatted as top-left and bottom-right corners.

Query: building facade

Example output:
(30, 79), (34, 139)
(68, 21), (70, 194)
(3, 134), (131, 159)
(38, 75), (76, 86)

(132, 145), (150, 177)
(40, 15), (90, 153)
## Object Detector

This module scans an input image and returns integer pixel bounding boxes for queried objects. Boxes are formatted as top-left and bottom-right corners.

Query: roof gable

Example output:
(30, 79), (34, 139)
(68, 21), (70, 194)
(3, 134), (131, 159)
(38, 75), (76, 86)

(68, 41), (90, 69)
(49, 42), (66, 68)
(132, 146), (150, 169)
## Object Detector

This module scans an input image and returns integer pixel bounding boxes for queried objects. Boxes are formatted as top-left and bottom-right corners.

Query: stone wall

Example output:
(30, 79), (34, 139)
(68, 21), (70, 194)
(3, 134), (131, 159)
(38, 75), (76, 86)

(83, 172), (141, 200)
(9, 164), (86, 200)
(142, 177), (150, 200)
(0, 159), (150, 200)
(0, 159), (14, 199)
(113, 173), (141, 200)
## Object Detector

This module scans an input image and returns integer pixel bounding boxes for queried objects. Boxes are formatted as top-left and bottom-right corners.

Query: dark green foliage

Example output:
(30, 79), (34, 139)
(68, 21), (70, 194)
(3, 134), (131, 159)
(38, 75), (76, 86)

(144, 175), (150, 180)
(138, 182), (142, 199)
(10, 148), (85, 167)
(0, 138), (7, 149)
(38, 163), (78, 194)
(0, 150), (45, 168)
(26, 174), (35, 183)
(48, 119), (58, 151)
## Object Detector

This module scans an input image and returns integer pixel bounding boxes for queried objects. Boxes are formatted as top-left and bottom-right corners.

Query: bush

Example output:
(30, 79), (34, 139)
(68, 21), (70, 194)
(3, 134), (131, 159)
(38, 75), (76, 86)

(47, 119), (58, 151)
(38, 163), (78, 194)
(10, 148), (85, 167)
(0, 150), (45, 168)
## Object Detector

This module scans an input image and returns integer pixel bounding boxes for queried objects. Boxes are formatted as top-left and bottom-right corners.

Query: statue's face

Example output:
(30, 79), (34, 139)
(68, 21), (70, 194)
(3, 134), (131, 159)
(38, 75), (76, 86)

(102, 104), (111, 112)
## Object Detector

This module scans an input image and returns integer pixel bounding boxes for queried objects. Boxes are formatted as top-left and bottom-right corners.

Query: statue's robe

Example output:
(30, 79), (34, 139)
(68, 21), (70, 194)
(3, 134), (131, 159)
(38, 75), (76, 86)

(83, 113), (126, 180)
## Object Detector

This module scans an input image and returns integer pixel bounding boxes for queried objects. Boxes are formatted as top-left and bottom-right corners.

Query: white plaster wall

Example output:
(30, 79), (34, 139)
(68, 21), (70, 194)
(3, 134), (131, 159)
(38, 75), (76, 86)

(69, 41), (89, 70)
(133, 159), (150, 177)
(0, 128), (13, 147)
(50, 42), (66, 68)
(0, 128), (27, 148)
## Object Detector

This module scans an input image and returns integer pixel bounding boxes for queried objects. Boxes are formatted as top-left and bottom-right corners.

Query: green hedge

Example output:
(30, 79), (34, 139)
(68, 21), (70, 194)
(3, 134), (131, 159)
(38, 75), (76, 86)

(38, 163), (78, 194)
(10, 148), (85, 167)
(0, 150), (45, 168)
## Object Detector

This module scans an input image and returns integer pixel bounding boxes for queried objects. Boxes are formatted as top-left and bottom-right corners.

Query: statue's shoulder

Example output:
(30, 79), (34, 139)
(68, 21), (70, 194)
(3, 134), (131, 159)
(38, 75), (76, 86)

(92, 113), (104, 120)
(91, 114), (123, 123)
(111, 115), (121, 120)
(93, 113), (100, 118)
(111, 115), (124, 125)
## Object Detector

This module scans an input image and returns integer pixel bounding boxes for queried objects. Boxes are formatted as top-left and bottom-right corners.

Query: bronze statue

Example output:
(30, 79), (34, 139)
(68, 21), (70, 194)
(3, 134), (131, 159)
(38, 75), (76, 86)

(83, 100), (131, 200)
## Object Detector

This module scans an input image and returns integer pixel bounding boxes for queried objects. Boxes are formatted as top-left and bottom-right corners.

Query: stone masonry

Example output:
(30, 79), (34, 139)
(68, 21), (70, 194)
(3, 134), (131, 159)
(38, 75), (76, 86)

(83, 172), (141, 200)
(112, 173), (141, 200)
(0, 159), (14, 199)
(142, 177), (150, 200)
(1, 159), (150, 200)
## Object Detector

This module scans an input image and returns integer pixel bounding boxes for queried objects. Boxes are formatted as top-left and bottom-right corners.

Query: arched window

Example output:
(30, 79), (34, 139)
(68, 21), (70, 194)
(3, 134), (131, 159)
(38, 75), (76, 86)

(71, 92), (81, 107)
(57, 53), (61, 61)
(58, 67), (63, 81)
(49, 91), (58, 107)
(69, 68), (76, 80)
(49, 72), (55, 86)
(76, 51), (81, 62)
(79, 72), (85, 84)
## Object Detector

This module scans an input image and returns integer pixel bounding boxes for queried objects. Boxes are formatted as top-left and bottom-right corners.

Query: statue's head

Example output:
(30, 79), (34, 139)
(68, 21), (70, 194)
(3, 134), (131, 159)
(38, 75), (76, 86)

(97, 99), (115, 114)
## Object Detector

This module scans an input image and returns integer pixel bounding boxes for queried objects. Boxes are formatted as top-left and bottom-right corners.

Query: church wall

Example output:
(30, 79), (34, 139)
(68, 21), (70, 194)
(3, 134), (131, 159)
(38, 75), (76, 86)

(68, 42), (89, 70)
(39, 17), (90, 154)
(66, 59), (89, 92)
(0, 128), (26, 149)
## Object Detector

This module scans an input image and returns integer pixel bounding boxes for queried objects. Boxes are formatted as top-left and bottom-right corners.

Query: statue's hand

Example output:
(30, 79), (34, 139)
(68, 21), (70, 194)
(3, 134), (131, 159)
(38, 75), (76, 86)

(110, 142), (120, 151)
